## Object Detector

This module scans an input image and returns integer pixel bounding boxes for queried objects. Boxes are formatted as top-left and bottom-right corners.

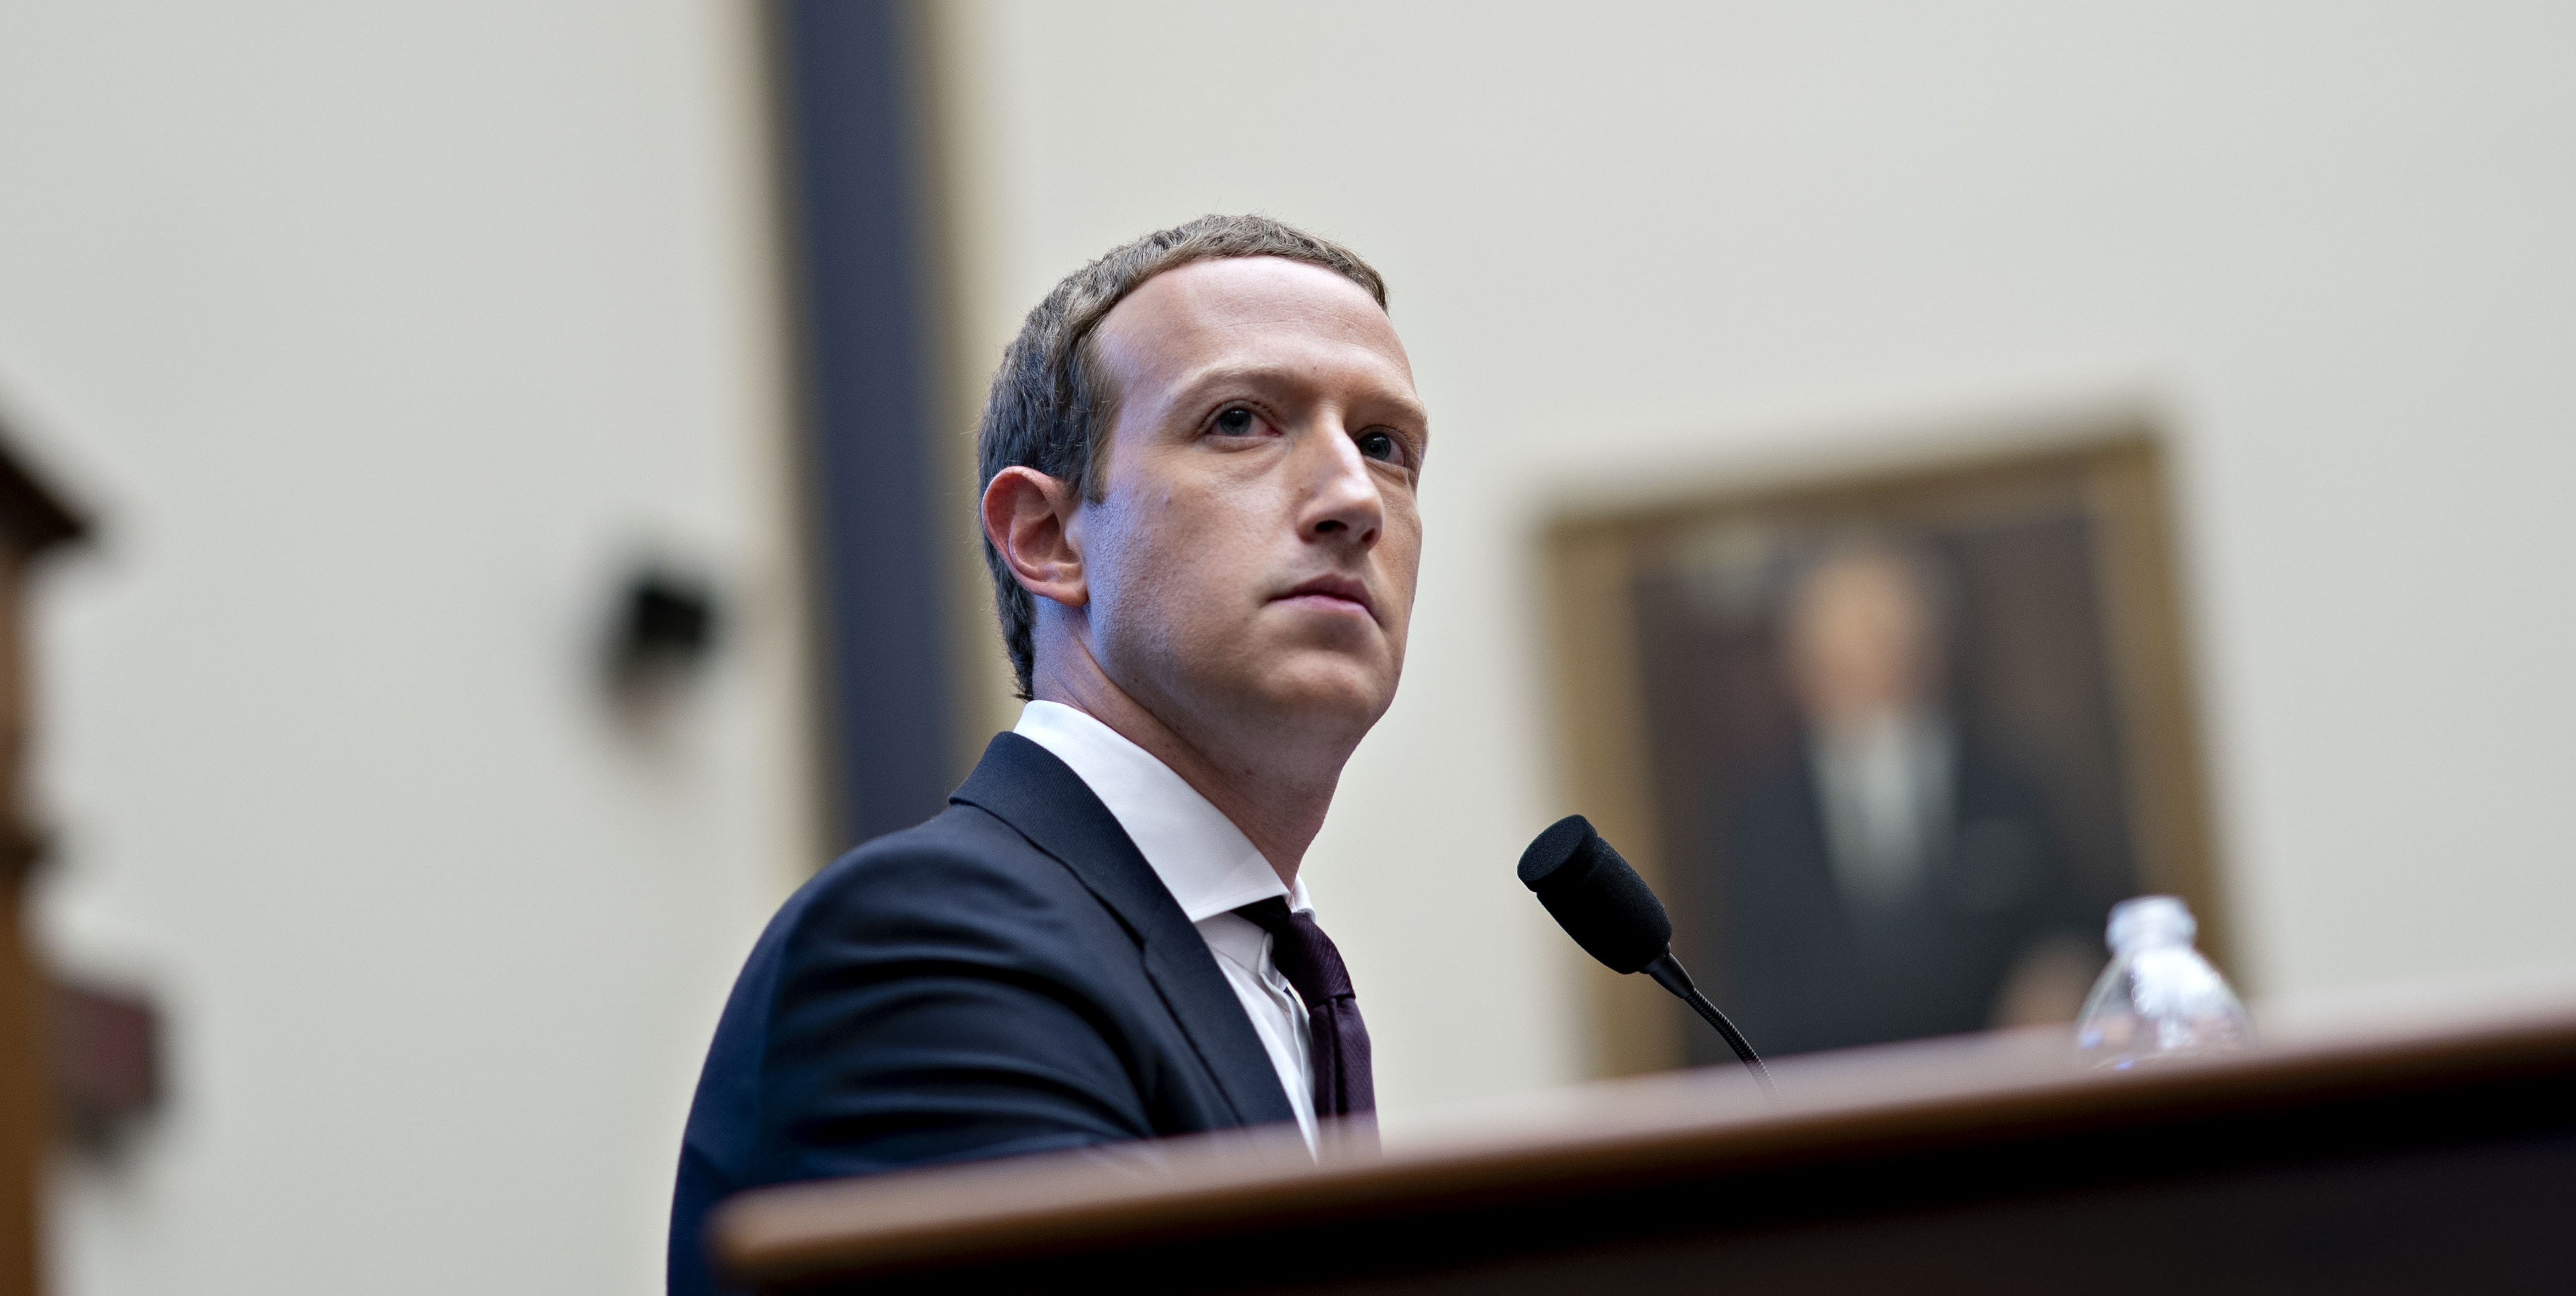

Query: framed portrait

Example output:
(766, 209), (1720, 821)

(1542, 428), (2225, 1076)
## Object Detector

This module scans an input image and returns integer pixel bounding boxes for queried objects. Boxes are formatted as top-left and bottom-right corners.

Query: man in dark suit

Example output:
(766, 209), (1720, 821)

(1720, 731), (2089, 1055)
(1713, 541), (2097, 1058)
(671, 215), (1429, 1293)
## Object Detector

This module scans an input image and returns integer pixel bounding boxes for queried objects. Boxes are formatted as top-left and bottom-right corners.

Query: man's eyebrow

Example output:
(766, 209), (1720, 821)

(1167, 363), (1429, 425)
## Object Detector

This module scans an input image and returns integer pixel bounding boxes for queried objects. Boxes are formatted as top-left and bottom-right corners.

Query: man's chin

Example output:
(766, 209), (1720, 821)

(1235, 654), (1398, 728)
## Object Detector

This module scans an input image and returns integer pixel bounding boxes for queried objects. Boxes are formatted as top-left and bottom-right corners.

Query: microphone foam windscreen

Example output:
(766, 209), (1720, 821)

(1516, 815), (1673, 975)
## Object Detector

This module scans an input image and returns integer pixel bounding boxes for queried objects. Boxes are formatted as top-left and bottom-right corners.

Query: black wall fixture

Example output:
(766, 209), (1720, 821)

(607, 562), (723, 694)
(774, 0), (958, 850)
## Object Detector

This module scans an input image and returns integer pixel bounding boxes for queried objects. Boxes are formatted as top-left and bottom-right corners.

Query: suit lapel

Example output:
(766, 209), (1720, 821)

(951, 733), (1298, 1128)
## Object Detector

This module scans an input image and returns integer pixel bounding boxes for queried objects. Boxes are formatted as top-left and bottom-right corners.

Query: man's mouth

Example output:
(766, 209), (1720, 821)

(1274, 575), (1376, 620)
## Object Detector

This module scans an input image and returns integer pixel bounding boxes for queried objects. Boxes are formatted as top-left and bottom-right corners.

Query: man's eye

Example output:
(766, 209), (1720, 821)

(1214, 407), (1257, 436)
(1356, 430), (1401, 462)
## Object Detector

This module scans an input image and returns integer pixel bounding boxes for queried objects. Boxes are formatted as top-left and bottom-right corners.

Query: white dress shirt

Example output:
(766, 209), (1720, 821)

(1810, 708), (1954, 915)
(1011, 700), (1320, 1149)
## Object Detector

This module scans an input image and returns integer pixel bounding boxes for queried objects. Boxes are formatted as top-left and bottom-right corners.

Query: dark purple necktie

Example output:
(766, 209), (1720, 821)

(1233, 897), (1374, 1119)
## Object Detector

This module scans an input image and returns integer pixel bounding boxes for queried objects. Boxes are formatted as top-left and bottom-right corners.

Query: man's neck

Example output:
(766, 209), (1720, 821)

(1032, 661), (1343, 888)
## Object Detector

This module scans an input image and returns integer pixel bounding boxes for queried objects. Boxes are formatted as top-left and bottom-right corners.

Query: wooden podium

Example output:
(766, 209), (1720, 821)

(713, 1005), (2576, 1293)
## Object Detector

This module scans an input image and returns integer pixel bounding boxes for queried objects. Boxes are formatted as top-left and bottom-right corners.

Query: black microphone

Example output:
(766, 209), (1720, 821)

(1518, 814), (1774, 1094)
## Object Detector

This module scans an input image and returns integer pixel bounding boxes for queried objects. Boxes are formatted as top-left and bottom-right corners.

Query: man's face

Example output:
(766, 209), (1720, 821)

(1072, 256), (1428, 742)
(1785, 552), (1938, 731)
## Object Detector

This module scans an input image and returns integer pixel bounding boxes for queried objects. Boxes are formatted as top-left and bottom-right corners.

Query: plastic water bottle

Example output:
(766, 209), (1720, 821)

(2073, 895), (2252, 1070)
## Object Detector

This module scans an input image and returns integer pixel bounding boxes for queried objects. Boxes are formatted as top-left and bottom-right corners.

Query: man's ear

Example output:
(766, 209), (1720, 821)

(981, 466), (1087, 609)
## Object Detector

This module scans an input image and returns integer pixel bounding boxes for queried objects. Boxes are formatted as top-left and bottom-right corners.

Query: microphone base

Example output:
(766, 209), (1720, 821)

(1642, 953), (1776, 1097)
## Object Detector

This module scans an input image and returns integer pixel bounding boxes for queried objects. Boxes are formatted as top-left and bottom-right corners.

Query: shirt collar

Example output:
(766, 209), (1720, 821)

(1012, 701), (1309, 923)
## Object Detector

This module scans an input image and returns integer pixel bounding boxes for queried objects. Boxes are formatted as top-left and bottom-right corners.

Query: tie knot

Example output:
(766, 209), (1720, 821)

(1233, 897), (1355, 1010)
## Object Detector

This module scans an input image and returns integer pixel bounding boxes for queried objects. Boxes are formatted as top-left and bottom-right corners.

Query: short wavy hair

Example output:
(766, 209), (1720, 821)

(975, 214), (1388, 699)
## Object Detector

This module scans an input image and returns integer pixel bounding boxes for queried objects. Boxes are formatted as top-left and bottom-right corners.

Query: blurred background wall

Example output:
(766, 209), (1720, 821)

(0, 1), (2571, 1292)
(0, 2), (814, 1292)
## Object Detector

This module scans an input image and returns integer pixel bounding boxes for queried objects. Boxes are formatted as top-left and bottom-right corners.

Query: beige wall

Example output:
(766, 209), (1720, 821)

(0, 2), (810, 1292)
(935, 0), (2576, 1121)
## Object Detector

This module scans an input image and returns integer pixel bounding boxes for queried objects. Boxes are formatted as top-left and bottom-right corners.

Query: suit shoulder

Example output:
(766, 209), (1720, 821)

(763, 803), (1112, 964)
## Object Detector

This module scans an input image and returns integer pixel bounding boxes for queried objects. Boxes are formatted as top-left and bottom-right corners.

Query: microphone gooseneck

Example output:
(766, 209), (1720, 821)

(1640, 955), (1768, 1087)
(1518, 815), (1775, 1095)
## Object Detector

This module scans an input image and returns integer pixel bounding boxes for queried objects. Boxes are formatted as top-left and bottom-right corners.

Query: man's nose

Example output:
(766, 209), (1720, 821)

(1296, 423), (1384, 550)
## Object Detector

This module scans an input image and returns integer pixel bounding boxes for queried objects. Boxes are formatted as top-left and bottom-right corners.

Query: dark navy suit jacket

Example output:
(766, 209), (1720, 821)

(668, 733), (1298, 1294)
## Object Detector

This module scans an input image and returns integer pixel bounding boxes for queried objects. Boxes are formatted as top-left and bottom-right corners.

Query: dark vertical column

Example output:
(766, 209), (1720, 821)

(776, 0), (955, 848)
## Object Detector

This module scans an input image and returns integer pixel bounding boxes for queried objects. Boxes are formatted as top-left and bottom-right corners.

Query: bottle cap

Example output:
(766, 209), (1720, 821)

(2106, 895), (2195, 954)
